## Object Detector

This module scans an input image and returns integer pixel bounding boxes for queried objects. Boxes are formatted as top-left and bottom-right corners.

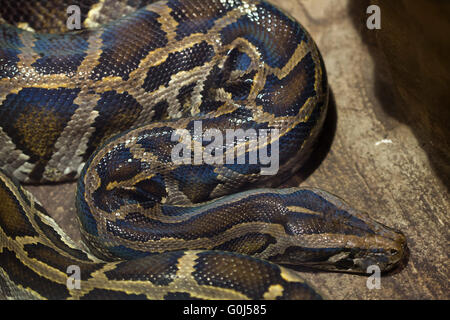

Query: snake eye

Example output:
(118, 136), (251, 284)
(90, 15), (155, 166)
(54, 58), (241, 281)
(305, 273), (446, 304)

(389, 249), (398, 255)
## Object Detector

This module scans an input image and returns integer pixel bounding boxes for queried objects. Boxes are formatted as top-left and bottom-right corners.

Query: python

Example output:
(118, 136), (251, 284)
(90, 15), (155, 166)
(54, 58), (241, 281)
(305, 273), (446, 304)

(0, 0), (407, 299)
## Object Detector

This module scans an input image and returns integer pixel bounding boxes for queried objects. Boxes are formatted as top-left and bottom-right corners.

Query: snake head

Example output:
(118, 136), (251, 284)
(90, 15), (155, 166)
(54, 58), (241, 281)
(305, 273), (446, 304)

(271, 188), (408, 274)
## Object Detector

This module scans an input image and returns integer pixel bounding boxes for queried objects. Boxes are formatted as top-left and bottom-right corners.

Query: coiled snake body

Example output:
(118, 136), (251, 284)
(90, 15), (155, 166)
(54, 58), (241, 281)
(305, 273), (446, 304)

(0, 0), (407, 299)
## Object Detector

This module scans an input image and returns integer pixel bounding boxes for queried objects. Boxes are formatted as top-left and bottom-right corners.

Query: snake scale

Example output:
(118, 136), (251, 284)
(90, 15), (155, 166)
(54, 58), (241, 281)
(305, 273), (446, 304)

(0, 0), (407, 300)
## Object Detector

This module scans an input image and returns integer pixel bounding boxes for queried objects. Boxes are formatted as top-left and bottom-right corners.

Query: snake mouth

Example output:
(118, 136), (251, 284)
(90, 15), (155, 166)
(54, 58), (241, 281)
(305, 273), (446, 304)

(272, 235), (408, 274)
(289, 254), (396, 274)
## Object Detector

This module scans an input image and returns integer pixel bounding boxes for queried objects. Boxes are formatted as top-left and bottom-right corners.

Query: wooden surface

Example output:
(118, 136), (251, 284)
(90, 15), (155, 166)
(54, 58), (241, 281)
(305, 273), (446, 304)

(24, 0), (449, 299)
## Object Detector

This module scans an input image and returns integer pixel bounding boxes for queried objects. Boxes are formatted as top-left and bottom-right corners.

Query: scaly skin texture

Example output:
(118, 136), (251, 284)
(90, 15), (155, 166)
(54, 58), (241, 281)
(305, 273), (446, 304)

(0, 0), (407, 299)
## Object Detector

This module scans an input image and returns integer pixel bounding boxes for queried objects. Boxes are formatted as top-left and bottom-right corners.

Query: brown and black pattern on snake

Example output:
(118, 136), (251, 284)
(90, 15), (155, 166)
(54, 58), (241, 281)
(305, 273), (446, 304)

(0, 0), (407, 300)
(0, 169), (326, 299)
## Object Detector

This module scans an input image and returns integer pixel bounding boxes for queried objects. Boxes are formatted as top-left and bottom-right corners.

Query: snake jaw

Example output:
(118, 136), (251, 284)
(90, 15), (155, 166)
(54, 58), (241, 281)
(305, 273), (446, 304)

(331, 219), (407, 274)
(327, 212), (408, 273)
